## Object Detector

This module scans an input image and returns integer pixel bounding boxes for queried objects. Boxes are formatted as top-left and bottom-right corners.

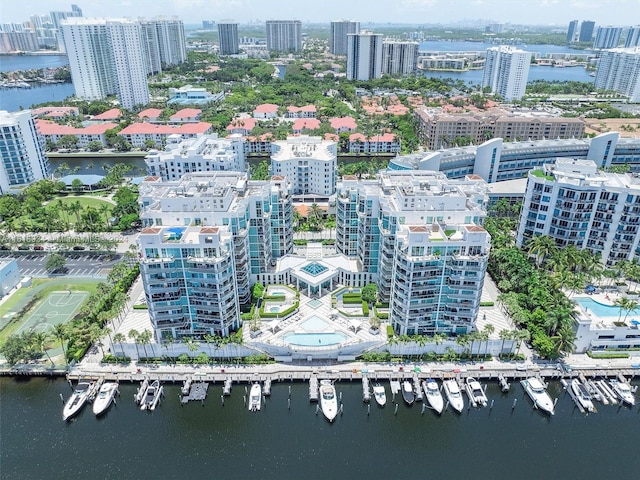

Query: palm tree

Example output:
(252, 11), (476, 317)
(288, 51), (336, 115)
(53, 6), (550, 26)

(483, 324), (495, 357)
(99, 204), (111, 231)
(527, 235), (557, 267)
(433, 332), (446, 355)
(113, 332), (126, 358)
(138, 329), (153, 358)
(622, 298), (639, 323)
(498, 329), (511, 357)
(128, 329), (140, 359)
(515, 329), (531, 356)
(67, 200), (82, 227)
(32, 331), (54, 366)
(52, 324), (68, 365)
(552, 325), (577, 356)
(455, 334), (470, 357)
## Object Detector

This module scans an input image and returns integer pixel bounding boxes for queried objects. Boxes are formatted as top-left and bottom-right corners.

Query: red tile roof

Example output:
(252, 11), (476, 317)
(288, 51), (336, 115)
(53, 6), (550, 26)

(226, 118), (257, 132)
(324, 133), (339, 141)
(292, 118), (321, 131)
(31, 106), (79, 117)
(329, 117), (357, 130)
(370, 133), (397, 142)
(93, 108), (122, 120)
(138, 108), (163, 119)
(170, 108), (202, 120)
(36, 119), (117, 135)
(119, 122), (212, 135)
(254, 103), (279, 113)
(287, 105), (316, 113)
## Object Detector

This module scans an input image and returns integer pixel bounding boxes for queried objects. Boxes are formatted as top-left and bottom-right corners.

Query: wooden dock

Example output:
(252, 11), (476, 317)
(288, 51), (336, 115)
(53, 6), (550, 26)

(223, 377), (232, 396)
(362, 376), (370, 402)
(413, 375), (423, 402)
(263, 377), (272, 396)
(309, 375), (318, 402)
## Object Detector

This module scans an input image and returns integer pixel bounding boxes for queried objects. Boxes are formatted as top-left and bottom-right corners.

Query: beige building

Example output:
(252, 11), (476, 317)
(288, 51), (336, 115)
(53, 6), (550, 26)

(415, 108), (585, 150)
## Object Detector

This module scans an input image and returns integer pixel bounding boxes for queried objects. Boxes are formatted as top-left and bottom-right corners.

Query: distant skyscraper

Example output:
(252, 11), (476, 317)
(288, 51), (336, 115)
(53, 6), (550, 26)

(0, 110), (50, 194)
(382, 40), (418, 76)
(218, 21), (239, 55)
(625, 26), (640, 48)
(202, 20), (215, 30)
(579, 21), (595, 42)
(50, 6), (82, 52)
(594, 47), (640, 102)
(567, 20), (579, 43)
(265, 20), (301, 52)
(482, 46), (531, 101)
(330, 20), (359, 55)
(346, 31), (383, 81)
(140, 18), (187, 74)
(594, 26), (623, 49)
(62, 18), (150, 110)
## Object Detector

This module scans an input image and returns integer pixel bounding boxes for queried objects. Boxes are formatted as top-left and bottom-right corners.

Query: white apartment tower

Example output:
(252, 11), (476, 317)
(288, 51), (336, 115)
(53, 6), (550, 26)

(0, 110), (50, 194)
(482, 46), (531, 101)
(517, 159), (640, 266)
(382, 40), (419, 76)
(145, 134), (245, 181)
(62, 18), (150, 110)
(346, 31), (383, 81)
(265, 20), (301, 52)
(137, 172), (293, 340)
(218, 21), (239, 55)
(625, 26), (640, 48)
(140, 18), (187, 74)
(594, 47), (640, 102)
(330, 20), (359, 55)
(593, 26), (623, 49)
(336, 171), (490, 335)
(270, 136), (337, 196)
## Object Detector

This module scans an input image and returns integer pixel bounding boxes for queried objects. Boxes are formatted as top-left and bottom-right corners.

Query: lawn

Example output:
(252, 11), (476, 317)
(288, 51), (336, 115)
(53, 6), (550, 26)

(11, 195), (115, 231)
(0, 278), (101, 345)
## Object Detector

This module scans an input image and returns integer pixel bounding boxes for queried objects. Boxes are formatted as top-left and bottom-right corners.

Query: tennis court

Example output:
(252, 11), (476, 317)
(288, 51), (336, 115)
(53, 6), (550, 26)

(15, 291), (88, 335)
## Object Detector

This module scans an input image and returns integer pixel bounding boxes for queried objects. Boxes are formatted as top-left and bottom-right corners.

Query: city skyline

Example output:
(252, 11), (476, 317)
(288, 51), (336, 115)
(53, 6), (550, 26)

(2, 0), (639, 26)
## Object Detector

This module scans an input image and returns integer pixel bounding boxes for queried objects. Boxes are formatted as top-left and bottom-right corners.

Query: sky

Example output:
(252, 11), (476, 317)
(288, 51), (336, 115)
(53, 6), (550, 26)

(2, 0), (640, 26)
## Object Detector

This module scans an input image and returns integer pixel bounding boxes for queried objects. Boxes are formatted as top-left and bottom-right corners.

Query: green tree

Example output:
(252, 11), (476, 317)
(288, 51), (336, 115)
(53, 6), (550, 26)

(52, 324), (68, 364)
(87, 141), (103, 152)
(45, 253), (66, 273)
(362, 283), (378, 305)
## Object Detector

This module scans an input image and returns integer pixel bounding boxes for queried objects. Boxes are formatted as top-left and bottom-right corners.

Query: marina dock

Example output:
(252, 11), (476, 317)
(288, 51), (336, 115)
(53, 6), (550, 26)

(181, 382), (209, 404)
(362, 376), (370, 402)
(223, 377), (232, 396)
(413, 375), (423, 402)
(309, 375), (318, 402)
(263, 377), (272, 396)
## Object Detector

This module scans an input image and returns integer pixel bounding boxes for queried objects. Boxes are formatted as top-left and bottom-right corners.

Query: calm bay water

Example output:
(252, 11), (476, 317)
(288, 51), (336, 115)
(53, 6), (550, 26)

(1, 377), (638, 480)
(0, 54), (68, 72)
(0, 83), (75, 112)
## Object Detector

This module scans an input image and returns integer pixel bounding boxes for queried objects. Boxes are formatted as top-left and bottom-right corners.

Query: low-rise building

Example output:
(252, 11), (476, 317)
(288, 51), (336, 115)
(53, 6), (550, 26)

(36, 119), (118, 148)
(169, 108), (202, 124)
(137, 108), (163, 122)
(329, 116), (357, 133)
(118, 122), (212, 148)
(31, 106), (80, 118)
(0, 260), (20, 297)
(92, 108), (122, 122)
(144, 134), (245, 180)
(285, 105), (317, 118)
(226, 118), (257, 136)
(292, 118), (321, 134)
(168, 85), (224, 106)
(253, 103), (279, 119)
(349, 133), (400, 153)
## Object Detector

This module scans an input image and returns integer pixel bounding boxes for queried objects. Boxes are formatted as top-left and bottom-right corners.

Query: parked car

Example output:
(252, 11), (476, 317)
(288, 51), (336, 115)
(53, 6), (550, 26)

(34, 245), (44, 251)
(0, 245), (9, 250)
(17, 245), (30, 250)
(72, 246), (85, 250)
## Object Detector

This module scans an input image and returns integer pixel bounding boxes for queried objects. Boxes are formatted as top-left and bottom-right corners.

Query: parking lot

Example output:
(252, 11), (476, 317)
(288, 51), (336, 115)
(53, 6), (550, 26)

(0, 253), (121, 278)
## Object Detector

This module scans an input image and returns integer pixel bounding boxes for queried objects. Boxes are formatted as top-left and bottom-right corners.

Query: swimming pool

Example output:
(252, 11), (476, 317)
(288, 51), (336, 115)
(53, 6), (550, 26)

(283, 332), (348, 346)
(575, 297), (640, 318)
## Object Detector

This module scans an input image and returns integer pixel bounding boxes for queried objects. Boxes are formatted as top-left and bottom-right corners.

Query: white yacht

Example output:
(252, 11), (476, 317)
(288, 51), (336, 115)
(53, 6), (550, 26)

(319, 380), (338, 422)
(63, 381), (92, 421)
(134, 377), (149, 404)
(422, 379), (444, 414)
(465, 377), (488, 408)
(140, 380), (163, 411)
(92, 382), (118, 416)
(443, 379), (464, 413)
(372, 384), (386, 407)
(181, 376), (192, 396)
(521, 377), (555, 415)
(248, 383), (262, 412)
(571, 379), (595, 413)
(401, 381), (415, 406)
(610, 379), (636, 406)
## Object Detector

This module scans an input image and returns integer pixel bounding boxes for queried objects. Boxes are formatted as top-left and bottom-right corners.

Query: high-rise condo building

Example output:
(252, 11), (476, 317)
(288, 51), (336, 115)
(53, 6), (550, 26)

(346, 31), (383, 81)
(593, 26), (623, 49)
(579, 21), (596, 42)
(137, 172), (293, 340)
(270, 136), (337, 196)
(140, 18), (187, 75)
(516, 158), (640, 266)
(336, 171), (490, 335)
(61, 18), (150, 110)
(482, 46), (531, 101)
(0, 110), (50, 194)
(50, 6), (83, 52)
(218, 21), (239, 55)
(382, 40), (419, 76)
(594, 47), (640, 102)
(265, 20), (301, 52)
(330, 20), (359, 55)
(625, 26), (640, 48)
(567, 20), (579, 43)
(145, 134), (245, 181)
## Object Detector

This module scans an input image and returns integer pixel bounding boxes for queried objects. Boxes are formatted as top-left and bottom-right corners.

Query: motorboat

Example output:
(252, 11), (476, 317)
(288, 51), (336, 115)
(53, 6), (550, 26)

(401, 381), (415, 406)
(422, 379), (444, 414)
(134, 377), (149, 404)
(372, 384), (386, 407)
(610, 379), (636, 406)
(465, 377), (488, 408)
(571, 379), (594, 413)
(92, 382), (118, 416)
(443, 379), (464, 413)
(181, 376), (192, 396)
(140, 380), (163, 411)
(248, 383), (262, 412)
(63, 381), (92, 421)
(521, 377), (555, 415)
(319, 380), (338, 422)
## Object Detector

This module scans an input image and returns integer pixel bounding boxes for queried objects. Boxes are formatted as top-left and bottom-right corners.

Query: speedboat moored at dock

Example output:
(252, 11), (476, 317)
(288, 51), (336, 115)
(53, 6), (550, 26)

(521, 377), (554, 415)
(465, 377), (488, 408)
(63, 380), (92, 421)
(443, 379), (464, 413)
(92, 382), (118, 416)
(422, 379), (444, 414)
(372, 384), (386, 407)
(140, 380), (163, 411)
(610, 379), (636, 406)
(248, 383), (262, 412)
(319, 380), (338, 422)
(571, 379), (595, 413)
(401, 381), (415, 405)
